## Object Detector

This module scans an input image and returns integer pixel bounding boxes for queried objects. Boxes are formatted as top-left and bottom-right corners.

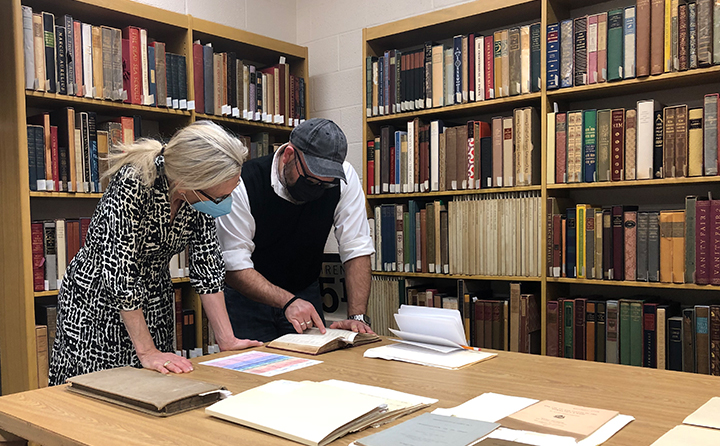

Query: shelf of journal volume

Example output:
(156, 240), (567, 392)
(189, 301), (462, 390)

(362, 0), (720, 377)
(0, 0), (308, 393)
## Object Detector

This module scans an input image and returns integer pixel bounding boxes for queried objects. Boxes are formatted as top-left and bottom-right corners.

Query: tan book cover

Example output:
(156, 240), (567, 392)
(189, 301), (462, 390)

(32, 13), (45, 91)
(499, 400), (619, 441)
(213, 53), (222, 115)
(66, 367), (225, 416)
(625, 109), (637, 180)
(659, 210), (674, 282)
(91, 26), (103, 99)
(431, 45), (444, 107)
(35, 325), (48, 388)
(671, 210), (685, 283)
(688, 108), (704, 176)
(493, 31), (503, 97)
(267, 328), (380, 355)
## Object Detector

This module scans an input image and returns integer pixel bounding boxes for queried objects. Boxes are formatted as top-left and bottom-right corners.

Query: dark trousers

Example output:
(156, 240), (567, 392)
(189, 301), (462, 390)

(224, 281), (326, 343)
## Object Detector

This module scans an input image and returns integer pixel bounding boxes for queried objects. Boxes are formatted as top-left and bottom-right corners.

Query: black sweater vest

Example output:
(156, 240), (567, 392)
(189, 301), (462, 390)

(242, 155), (340, 293)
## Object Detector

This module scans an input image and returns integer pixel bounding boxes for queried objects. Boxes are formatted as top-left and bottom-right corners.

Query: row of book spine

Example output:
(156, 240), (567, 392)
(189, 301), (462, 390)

(369, 192), (542, 277)
(548, 195), (720, 286)
(26, 112), (139, 193)
(21, 6), (187, 108)
(367, 107), (540, 195)
(365, 23), (542, 117)
(546, 299), (720, 376)
(547, 94), (720, 184)
(547, 1), (720, 90)
(192, 43), (306, 125)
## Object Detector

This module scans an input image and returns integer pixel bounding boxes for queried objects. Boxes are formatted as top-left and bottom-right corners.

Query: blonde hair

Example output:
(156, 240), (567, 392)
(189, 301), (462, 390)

(104, 120), (247, 195)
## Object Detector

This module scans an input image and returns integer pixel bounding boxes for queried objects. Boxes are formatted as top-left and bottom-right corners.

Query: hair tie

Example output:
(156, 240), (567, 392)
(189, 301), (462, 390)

(159, 144), (166, 157)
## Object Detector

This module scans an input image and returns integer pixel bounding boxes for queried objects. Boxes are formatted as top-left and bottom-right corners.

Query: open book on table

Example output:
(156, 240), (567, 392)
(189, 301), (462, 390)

(266, 327), (380, 355)
(364, 305), (497, 369)
(205, 379), (436, 446)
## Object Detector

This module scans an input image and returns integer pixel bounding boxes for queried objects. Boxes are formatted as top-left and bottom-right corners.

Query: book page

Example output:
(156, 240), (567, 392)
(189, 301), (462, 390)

(682, 397), (720, 430)
(271, 328), (358, 347)
(432, 392), (538, 422)
(364, 343), (496, 369)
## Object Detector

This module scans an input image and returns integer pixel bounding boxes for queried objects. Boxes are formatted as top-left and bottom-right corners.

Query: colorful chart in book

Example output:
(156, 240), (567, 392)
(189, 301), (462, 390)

(199, 351), (321, 377)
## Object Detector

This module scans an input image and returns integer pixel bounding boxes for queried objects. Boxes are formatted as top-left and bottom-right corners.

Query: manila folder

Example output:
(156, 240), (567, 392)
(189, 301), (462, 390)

(66, 367), (225, 416)
(206, 380), (388, 446)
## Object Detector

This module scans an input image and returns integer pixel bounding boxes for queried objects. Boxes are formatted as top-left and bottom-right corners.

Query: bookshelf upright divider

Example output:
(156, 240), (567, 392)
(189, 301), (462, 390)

(0, 0), (308, 395)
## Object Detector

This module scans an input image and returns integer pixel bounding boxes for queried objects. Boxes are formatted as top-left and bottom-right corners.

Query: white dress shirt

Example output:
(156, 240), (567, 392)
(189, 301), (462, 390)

(216, 149), (375, 272)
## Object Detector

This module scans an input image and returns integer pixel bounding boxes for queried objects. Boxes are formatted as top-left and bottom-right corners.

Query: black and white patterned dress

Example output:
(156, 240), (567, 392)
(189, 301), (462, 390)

(49, 156), (225, 386)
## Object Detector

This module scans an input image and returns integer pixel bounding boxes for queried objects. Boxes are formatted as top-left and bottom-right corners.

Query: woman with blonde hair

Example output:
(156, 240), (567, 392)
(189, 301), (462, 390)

(49, 120), (262, 386)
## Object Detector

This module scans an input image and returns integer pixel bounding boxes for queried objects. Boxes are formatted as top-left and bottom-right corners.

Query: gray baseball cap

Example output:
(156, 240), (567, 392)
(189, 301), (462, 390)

(289, 118), (347, 182)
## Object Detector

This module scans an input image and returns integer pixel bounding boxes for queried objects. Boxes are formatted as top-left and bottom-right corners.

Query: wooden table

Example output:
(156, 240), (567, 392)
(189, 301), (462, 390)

(0, 339), (717, 446)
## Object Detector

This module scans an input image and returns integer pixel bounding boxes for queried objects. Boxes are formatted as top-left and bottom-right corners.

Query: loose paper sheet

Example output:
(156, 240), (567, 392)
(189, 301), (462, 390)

(199, 351), (320, 377)
(682, 396), (720, 430)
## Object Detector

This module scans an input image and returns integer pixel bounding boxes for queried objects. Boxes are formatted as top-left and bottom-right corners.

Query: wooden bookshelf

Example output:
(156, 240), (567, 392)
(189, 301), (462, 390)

(0, 0), (308, 394)
(33, 277), (191, 298)
(362, 0), (720, 365)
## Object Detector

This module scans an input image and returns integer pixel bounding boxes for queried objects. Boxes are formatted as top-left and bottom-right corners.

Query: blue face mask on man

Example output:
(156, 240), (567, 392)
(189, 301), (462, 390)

(187, 190), (233, 218)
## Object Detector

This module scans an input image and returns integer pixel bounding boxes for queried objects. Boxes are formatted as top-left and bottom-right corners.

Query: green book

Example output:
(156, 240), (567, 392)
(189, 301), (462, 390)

(403, 211), (411, 273)
(619, 300), (631, 365)
(630, 300), (645, 367)
(564, 300), (574, 358)
(607, 9), (624, 81)
(596, 109), (612, 181)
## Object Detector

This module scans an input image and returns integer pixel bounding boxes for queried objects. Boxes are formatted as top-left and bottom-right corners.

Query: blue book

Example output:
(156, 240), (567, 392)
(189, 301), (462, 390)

(530, 23), (542, 92)
(667, 316), (683, 371)
(547, 23), (560, 89)
(87, 112), (100, 192)
(408, 200), (418, 272)
(148, 45), (156, 107)
(583, 109), (597, 182)
(381, 204), (396, 271)
(566, 207), (577, 278)
(453, 35), (463, 104)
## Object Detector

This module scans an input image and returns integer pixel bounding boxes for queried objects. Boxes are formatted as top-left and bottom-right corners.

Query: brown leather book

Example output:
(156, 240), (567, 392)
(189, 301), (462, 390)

(625, 109), (637, 180)
(35, 325), (48, 388)
(456, 124), (468, 190)
(659, 210), (673, 283)
(663, 106), (676, 178)
(611, 109), (625, 181)
(445, 125), (457, 190)
(650, 0), (665, 74)
(696, 305), (711, 374)
(547, 301), (559, 357)
(711, 305), (720, 376)
(674, 105), (688, 177)
(683, 308), (696, 372)
(636, 0), (651, 76)
(678, 4), (689, 71)
(586, 301), (596, 362)
(624, 209), (638, 280)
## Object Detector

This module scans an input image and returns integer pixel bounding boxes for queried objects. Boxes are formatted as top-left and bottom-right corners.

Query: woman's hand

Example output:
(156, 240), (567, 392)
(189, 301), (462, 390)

(138, 349), (194, 374)
(217, 337), (264, 351)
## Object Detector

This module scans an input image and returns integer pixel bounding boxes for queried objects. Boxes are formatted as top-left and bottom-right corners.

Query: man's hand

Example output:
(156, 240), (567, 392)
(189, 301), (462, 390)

(330, 319), (375, 334)
(137, 349), (194, 375)
(217, 337), (264, 351)
(285, 298), (326, 334)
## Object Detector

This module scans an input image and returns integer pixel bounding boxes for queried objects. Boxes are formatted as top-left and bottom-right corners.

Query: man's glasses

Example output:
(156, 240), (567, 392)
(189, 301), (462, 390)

(294, 154), (339, 189)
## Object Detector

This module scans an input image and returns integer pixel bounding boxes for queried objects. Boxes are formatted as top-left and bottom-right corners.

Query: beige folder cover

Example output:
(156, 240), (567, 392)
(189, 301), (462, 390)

(683, 397), (720, 430)
(66, 367), (225, 416)
(651, 424), (720, 446)
(206, 380), (388, 446)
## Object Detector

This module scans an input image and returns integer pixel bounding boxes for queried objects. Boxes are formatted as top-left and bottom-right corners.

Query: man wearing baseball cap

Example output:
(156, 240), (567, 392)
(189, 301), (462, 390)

(216, 118), (375, 342)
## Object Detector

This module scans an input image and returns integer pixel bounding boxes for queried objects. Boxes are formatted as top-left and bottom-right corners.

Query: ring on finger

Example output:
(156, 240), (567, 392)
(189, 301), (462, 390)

(163, 360), (172, 367)
(300, 321), (307, 326)
(305, 321), (312, 325)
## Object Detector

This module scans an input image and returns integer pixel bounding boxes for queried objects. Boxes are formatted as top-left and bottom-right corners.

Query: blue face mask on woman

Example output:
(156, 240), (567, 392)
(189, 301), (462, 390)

(187, 190), (233, 218)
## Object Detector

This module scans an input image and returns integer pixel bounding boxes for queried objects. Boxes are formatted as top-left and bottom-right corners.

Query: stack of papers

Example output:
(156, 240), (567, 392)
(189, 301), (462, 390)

(432, 393), (634, 446)
(364, 305), (497, 369)
(205, 379), (436, 446)
(651, 397), (720, 445)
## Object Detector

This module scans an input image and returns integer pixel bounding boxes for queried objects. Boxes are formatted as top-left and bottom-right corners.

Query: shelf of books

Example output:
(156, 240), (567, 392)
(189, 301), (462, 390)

(0, 0), (308, 394)
(363, 0), (720, 376)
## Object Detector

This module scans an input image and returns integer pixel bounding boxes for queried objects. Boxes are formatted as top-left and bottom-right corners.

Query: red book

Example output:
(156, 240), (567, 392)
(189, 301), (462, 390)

(484, 35), (494, 99)
(611, 109), (625, 181)
(50, 126), (59, 191)
(31, 222), (45, 291)
(555, 112), (567, 183)
(711, 200), (720, 285)
(192, 43), (204, 114)
(468, 34), (475, 101)
(80, 217), (91, 246)
(121, 27), (141, 104)
(366, 140), (375, 194)
(547, 301), (559, 357)
(574, 298), (587, 360)
(65, 219), (81, 265)
(612, 205), (625, 280)
(696, 199), (711, 284)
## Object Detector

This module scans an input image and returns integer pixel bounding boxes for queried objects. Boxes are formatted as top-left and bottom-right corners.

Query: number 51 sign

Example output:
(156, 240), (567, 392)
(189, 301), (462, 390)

(318, 254), (347, 321)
